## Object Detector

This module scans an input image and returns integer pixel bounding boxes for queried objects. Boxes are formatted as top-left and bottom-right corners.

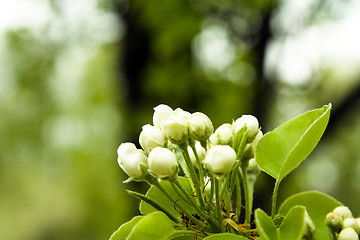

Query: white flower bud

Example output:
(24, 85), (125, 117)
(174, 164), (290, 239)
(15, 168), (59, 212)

(210, 123), (233, 146)
(174, 108), (191, 119)
(161, 112), (189, 144)
(139, 124), (166, 154)
(233, 115), (259, 140)
(188, 142), (206, 168)
(338, 228), (359, 240)
(153, 104), (174, 128)
(188, 112), (214, 141)
(148, 147), (178, 179)
(356, 219), (360, 234)
(343, 218), (360, 234)
(334, 206), (353, 220)
(203, 145), (237, 177)
(117, 143), (148, 180)
(325, 212), (343, 231)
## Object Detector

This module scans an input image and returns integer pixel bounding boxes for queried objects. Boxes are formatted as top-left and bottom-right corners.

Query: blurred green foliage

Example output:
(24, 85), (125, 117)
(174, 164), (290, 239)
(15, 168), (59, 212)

(1, 0), (360, 239)
(0, 28), (132, 239)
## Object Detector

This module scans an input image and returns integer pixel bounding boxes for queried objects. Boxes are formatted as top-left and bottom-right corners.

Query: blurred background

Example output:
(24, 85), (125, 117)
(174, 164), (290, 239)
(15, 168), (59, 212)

(1, 0), (360, 239)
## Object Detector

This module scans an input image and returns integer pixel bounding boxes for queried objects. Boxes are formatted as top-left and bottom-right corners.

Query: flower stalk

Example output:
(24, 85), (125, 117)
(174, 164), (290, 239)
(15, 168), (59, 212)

(271, 179), (281, 219)
(180, 144), (207, 210)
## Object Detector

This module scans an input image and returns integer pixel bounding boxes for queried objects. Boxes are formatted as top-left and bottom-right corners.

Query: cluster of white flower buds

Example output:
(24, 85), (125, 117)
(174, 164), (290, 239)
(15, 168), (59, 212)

(325, 206), (360, 240)
(117, 104), (263, 182)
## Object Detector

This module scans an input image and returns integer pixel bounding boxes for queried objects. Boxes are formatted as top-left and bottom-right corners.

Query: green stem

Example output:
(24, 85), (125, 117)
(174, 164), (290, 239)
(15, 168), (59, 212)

(219, 173), (230, 199)
(189, 140), (205, 188)
(271, 179), (281, 218)
(208, 174), (215, 212)
(173, 178), (207, 218)
(214, 177), (223, 232)
(224, 190), (231, 218)
(241, 166), (251, 225)
(180, 145), (206, 210)
(247, 173), (258, 221)
(235, 171), (242, 222)
(152, 180), (206, 228)
(170, 182), (191, 205)
(173, 178), (220, 232)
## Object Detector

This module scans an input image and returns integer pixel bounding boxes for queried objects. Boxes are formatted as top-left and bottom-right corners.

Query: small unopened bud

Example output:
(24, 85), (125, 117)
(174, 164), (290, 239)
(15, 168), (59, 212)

(188, 142), (206, 168)
(188, 112), (214, 142)
(334, 206), (353, 220)
(243, 130), (264, 159)
(243, 143), (254, 159)
(139, 124), (166, 154)
(161, 112), (189, 144)
(343, 218), (360, 234)
(338, 228), (359, 240)
(210, 123), (233, 146)
(203, 145), (237, 178)
(148, 147), (178, 180)
(252, 130), (263, 147)
(117, 143), (148, 180)
(325, 212), (343, 231)
(247, 158), (261, 176)
(233, 115), (259, 140)
(153, 104), (174, 128)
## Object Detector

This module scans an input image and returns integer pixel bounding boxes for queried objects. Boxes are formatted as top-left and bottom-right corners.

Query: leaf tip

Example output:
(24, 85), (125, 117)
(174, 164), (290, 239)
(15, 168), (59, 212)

(326, 102), (332, 110)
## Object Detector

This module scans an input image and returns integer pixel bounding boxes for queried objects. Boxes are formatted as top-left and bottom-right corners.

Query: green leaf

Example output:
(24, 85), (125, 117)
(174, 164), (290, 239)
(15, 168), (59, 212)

(255, 209), (279, 240)
(110, 216), (144, 240)
(279, 191), (342, 240)
(169, 230), (204, 240)
(140, 177), (196, 221)
(127, 211), (175, 240)
(255, 104), (331, 181)
(126, 190), (179, 223)
(278, 206), (305, 240)
(109, 212), (175, 240)
(203, 233), (249, 239)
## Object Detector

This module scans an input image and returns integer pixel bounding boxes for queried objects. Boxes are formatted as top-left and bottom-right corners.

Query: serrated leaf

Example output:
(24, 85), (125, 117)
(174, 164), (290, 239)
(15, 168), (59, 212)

(255, 209), (278, 240)
(255, 104), (331, 181)
(126, 211), (175, 240)
(140, 177), (196, 221)
(203, 233), (249, 239)
(279, 191), (342, 240)
(278, 206), (305, 240)
(109, 216), (143, 240)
